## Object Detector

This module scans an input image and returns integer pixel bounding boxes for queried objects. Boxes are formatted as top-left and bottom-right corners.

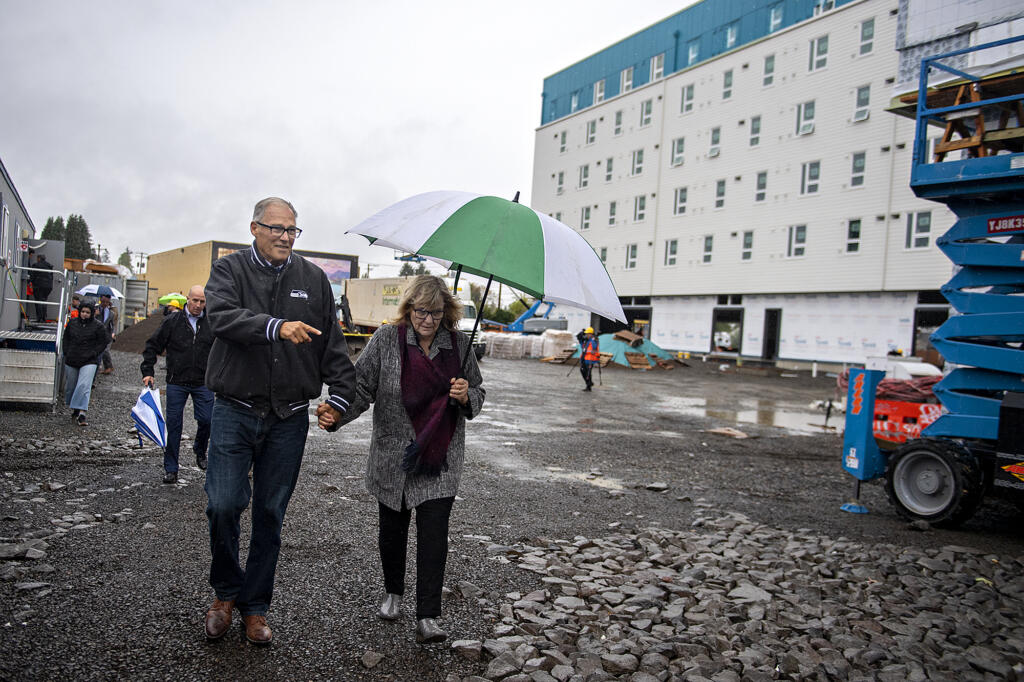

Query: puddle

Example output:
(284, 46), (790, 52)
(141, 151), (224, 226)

(653, 395), (835, 435)
(485, 449), (624, 489)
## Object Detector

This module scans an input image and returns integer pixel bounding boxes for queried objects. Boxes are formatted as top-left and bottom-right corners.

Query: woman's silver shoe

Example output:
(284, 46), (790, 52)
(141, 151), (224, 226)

(378, 593), (402, 620)
(415, 618), (447, 644)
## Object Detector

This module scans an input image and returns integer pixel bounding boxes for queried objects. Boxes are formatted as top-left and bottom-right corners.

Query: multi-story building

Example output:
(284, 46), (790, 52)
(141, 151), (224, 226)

(532, 0), (959, 367)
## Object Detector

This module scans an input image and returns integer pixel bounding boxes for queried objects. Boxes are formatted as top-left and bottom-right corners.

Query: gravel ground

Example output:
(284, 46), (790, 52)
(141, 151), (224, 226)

(1, 350), (1022, 680)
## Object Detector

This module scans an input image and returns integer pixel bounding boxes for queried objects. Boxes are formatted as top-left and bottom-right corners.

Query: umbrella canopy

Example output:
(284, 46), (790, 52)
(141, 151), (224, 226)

(158, 292), (188, 306)
(76, 283), (124, 299)
(346, 191), (625, 323)
(131, 388), (167, 449)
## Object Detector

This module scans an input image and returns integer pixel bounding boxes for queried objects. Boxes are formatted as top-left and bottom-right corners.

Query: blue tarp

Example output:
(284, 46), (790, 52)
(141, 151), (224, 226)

(573, 333), (674, 368)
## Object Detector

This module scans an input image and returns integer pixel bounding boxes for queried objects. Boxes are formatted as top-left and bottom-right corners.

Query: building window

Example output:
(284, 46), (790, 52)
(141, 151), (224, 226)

(665, 239), (678, 266)
(755, 171), (767, 201)
(594, 79), (606, 103)
(671, 137), (685, 166)
(851, 152), (866, 186)
(709, 127), (721, 156)
(621, 66), (634, 93)
(847, 219), (862, 253)
(796, 100), (816, 135)
(722, 69), (733, 100)
(682, 84), (695, 113)
(639, 99), (653, 127)
(614, 110), (623, 136)
(605, 157), (614, 182)
(608, 201), (617, 226)
(559, 131), (567, 153)
(556, 171), (564, 195)
(770, 4), (783, 32)
(631, 149), (644, 176)
(809, 35), (828, 71)
(580, 206), (591, 230)
(742, 230), (753, 260)
(702, 235), (714, 263)
(853, 85), (870, 121)
(763, 54), (775, 86)
(726, 22), (738, 49)
(651, 53), (664, 81)
(906, 211), (931, 249)
(599, 247), (607, 263)
(860, 18), (874, 55)
(570, 92), (579, 112)
(688, 40), (699, 65)
(800, 161), (821, 195)
(715, 179), (726, 208)
(633, 196), (646, 222)
(578, 164), (589, 189)
(787, 225), (807, 257)
(673, 187), (688, 215)
(625, 243), (638, 269)
(750, 115), (761, 146)
(554, 211), (562, 222)
(586, 119), (597, 144)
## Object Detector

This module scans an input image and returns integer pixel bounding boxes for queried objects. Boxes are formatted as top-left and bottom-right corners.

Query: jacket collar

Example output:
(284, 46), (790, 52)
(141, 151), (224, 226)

(249, 241), (291, 272)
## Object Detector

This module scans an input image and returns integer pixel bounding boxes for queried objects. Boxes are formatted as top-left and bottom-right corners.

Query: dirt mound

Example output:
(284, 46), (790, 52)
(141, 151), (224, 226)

(112, 314), (163, 354)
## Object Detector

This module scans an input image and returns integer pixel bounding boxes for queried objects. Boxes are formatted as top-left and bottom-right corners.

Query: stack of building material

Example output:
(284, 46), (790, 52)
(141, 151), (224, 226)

(540, 330), (576, 358)
(489, 334), (527, 359)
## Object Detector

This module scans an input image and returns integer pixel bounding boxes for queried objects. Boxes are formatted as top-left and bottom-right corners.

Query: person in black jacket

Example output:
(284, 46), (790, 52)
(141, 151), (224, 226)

(201, 197), (356, 647)
(141, 285), (215, 484)
(29, 251), (54, 322)
(61, 301), (111, 427)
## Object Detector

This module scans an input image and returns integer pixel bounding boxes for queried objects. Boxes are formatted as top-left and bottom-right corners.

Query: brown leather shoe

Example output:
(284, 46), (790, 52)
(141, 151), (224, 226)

(243, 614), (272, 646)
(204, 598), (234, 640)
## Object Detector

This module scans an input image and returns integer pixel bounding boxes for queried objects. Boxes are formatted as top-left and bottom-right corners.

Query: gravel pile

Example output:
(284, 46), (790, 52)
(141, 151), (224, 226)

(444, 510), (1024, 681)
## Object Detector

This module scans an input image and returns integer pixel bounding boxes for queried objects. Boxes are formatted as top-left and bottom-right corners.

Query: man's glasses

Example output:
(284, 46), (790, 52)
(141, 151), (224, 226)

(412, 308), (444, 321)
(255, 221), (303, 239)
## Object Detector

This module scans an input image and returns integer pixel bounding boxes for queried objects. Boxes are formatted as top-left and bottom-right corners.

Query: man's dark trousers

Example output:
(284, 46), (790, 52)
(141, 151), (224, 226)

(205, 399), (308, 617)
(580, 362), (594, 389)
(33, 287), (52, 322)
(163, 383), (214, 474)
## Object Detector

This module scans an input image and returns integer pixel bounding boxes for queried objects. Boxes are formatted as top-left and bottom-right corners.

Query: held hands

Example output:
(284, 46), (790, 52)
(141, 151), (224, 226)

(142, 376), (155, 389)
(449, 377), (469, 405)
(315, 402), (340, 430)
(280, 321), (321, 345)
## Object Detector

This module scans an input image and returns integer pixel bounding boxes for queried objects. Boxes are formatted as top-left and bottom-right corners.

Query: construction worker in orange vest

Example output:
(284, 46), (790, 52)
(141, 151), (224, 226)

(577, 327), (600, 391)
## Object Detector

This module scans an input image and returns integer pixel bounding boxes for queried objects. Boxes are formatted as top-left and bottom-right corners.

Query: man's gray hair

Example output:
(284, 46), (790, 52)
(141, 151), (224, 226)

(252, 197), (297, 223)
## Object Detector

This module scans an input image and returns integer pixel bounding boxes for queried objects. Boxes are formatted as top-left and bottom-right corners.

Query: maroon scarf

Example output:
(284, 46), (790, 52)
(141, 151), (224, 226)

(399, 325), (460, 477)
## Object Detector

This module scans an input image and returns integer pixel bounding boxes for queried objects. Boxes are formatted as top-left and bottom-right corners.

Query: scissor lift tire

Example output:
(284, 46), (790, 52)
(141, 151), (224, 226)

(885, 438), (984, 527)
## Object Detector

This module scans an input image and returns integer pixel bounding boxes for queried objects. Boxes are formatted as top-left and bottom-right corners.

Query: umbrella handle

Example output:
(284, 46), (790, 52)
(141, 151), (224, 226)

(449, 273), (491, 408)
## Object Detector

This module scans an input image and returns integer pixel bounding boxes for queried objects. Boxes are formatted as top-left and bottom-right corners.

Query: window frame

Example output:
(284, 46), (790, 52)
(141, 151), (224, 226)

(808, 35), (829, 72)
(631, 148), (644, 176)
(787, 224), (807, 258)
(578, 164), (589, 189)
(580, 206), (591, 230)
(853, 85), (871, 121)
(585, 119), (597, 144)
(755, 171), (767, 202)
(613, 110), (623, 136)
(702, 235), (714, 264)
(633, 195), (646, 222)
(673, 187), (688, 215)
(715, 179), (726, 209)
(559, 130), (567, 153)
(763, 54), (775, 86)
(608, 201), (617, 226)
(750, 115), (761, 146)
(906, 211), (932, 249)
(682, 84), (695, 113)
(722, 69), (733, 100)
(650, 53), (664, 81)
(860, 18), (875, 55)
(621, 66), (634, 93)
(594, 79), (606, 103)
(687, 40), (699, 65)
(599, 247), (607, 263)
(770, 5), (783, 32)
(796, 100), (816, 135)
(671, 137), (685, 167)
(800, 161), (821, 195)
(605, 157), (614, 183)
(851, 151), (866, 187)
(742, 230), (754, 260)
(556, 171), (564, 195)
(639, 99), (653, 127)
(625, 243), (638, 269)
(664, 239), (678, 266)
(846, 218), (862, 253)
(726, 23), (738, 49)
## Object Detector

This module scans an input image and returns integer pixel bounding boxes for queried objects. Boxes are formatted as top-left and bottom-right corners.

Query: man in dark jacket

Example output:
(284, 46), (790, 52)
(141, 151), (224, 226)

(29, 251), (54, 322)
(201, 197), (356, 647)
(141, 285), (215, 483)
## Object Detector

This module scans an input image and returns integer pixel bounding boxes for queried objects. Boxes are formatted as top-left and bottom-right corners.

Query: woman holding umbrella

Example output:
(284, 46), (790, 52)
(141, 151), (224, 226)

(61, 300), (112, 426)
(317, 275), (484, 644)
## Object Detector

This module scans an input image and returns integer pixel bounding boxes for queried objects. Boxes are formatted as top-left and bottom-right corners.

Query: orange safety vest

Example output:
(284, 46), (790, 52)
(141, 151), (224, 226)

(582, 337), (600, 363)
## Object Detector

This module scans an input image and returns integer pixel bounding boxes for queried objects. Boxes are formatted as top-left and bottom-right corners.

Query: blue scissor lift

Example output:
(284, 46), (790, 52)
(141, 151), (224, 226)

(842, 36), (1024, 526)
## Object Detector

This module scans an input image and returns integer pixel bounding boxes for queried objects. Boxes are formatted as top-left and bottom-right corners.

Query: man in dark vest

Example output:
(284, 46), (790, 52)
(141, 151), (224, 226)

(141, 285), (215, 483)
(29, 251), (54, 322)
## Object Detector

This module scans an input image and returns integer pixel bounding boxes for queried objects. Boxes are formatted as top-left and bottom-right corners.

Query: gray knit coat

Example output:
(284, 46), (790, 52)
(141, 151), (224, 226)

(336, 323), (485, 511)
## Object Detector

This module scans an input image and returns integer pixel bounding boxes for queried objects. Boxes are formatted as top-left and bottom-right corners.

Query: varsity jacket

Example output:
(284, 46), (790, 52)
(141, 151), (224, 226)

(140, 309), (214, 386)
(204, 243), (355, 419)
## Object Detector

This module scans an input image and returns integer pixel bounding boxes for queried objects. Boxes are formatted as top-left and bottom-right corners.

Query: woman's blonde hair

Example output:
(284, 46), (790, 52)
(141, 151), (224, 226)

(397, 275), (463, 330)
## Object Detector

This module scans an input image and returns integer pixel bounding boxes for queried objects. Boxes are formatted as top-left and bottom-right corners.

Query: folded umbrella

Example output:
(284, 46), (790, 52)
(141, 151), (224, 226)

(131, 387), (167, 449)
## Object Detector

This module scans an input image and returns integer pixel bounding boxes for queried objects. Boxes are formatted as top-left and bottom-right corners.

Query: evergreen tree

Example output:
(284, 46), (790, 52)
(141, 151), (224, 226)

(118, 248), (134, 272)
(64, 214), (96, 259)
(399, 261), (415, 276)
(40, 216), (66, 241)
(414, 262), (428, 275)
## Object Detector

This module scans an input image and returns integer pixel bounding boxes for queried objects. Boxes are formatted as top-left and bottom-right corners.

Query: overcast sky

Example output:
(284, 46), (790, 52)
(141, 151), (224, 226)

(1, 0), (689, 278)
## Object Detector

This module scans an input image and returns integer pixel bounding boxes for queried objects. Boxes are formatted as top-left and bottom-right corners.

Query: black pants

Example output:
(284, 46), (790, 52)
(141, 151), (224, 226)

(580, 362), (593, 388)
(33, 287), (51, 322)
(378, 496), (454, 619)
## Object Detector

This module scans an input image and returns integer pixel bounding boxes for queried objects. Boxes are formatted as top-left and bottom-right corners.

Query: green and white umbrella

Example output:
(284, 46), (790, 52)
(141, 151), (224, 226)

(345, 190), (626, 323)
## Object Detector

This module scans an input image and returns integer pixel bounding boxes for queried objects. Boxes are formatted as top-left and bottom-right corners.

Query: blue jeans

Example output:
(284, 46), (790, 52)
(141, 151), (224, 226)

(64, 364), (98, 412)
(204, 399), (308, 616)
(163, 383), (214, 473)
